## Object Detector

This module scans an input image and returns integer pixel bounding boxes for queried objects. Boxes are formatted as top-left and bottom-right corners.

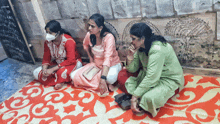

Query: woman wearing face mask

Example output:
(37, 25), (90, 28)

(33, 20), (82, 90)
(116, 23), (184, 117)
(70, 13), (122, 96)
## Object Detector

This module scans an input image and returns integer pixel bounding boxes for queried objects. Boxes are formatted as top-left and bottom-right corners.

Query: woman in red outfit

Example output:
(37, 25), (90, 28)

(33, 20), (82, 90)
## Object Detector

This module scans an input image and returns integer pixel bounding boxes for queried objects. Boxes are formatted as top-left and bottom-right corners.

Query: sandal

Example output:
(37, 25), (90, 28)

(114, 93), (131, 104)
(114, 93), (132, 110)
(120, 100), (131, 110)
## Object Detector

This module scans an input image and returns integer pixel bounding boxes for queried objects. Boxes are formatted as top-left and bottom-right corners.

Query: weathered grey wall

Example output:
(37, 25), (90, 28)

(10, 0), (220, 69)
(12, 0), (45, 61)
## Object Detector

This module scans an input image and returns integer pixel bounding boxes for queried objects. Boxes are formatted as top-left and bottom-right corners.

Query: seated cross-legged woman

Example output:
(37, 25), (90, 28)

(70, 13), (122, 96)
(117, 23), (184, 117)
(33, 20), (82, 90)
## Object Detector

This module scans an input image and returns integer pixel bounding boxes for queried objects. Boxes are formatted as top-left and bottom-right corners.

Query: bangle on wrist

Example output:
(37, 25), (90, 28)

(101, 75), (107, 80)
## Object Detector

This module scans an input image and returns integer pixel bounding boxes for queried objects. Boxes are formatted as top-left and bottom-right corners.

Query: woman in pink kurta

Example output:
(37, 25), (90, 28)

(70, 13), (122, 95)
(33, 20), (82, 90)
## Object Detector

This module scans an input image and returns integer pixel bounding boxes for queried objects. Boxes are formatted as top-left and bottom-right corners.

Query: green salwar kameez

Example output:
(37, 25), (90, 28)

(125, 41), (184, 117)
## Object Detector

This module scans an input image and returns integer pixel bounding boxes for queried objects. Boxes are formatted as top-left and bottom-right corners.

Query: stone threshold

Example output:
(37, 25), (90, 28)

(182, 66), (220, 77)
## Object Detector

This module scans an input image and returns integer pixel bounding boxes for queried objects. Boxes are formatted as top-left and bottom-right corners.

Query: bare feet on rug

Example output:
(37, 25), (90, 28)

(131, 96), (144, 114)
(132, 106), (143, 114)
(54, 83), (64, 90)
(108, 84), (115, 92)
(108, 81), (118, 92)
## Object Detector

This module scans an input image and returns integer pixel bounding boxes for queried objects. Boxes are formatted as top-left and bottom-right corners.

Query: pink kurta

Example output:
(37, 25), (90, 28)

(73, 32), (121, 92)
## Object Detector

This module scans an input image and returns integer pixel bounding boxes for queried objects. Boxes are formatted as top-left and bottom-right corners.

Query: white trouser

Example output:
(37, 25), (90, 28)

(33, 61), (83, 80)
(70, 63), (122, 84)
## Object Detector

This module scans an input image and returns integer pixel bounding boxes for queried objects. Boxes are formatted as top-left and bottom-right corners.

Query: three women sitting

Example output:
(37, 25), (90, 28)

(33, 14), (184, 117)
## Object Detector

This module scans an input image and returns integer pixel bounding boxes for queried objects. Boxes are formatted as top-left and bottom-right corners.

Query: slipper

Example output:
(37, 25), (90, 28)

(115, 93), (132, 103)
(120, 100), (131, 110)
(114, 93), (132, 110)
(114, 93), (126, 104)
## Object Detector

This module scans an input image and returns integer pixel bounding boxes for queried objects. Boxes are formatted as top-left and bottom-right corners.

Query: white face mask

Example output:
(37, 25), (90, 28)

(46, 33), (56, 42)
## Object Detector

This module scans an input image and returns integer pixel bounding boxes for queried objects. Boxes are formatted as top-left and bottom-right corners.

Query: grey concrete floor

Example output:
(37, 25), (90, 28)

(0, 58), (41, 103)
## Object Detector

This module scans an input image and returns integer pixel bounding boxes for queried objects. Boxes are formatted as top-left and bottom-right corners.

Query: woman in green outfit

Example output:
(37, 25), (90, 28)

(117, 23), (184, 117)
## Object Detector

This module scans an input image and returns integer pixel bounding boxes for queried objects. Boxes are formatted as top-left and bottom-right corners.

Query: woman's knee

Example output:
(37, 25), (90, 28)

(107, 68), (119, 84)
(106, 74), (117, 84)
(117, 69), (130, 85)
(106, 63), (122, 84)
(69, 61), (83, 80)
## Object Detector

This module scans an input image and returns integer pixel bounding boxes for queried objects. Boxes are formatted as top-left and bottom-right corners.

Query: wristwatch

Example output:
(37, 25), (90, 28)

(101, 75), (107, 80)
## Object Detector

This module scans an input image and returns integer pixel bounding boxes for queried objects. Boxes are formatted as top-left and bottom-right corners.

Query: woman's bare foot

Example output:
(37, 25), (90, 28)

(131, 98), (144, 114)
(108, 81), (118, 92)
(71, 81), (74, 85)
(108, 84), (115, 92)
(54, 83), (64, 90)
(132, 106), (144, 114)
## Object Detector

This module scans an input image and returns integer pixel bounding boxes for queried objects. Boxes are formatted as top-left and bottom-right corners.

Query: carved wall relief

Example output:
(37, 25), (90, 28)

(164, 17), (214, 68)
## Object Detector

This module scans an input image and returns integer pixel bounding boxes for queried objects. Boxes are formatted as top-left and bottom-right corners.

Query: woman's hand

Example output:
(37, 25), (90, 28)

(44, 68), (54, 76)
(131, 96), (142, 113)
(98, 79), (108, 95)
(42, 65), (48, 77)
(42, 69), (48, 77)
(127, 44), (137, 60)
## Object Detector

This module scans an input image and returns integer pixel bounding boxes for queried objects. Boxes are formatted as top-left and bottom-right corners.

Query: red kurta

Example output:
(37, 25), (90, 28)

(37, 34), (82, 86)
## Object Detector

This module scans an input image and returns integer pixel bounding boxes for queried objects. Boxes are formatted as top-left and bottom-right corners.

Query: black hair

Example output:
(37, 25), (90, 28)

(45, 20), (72, 37)
(130, 23), (167, 55)
(89, 13), (115, 46)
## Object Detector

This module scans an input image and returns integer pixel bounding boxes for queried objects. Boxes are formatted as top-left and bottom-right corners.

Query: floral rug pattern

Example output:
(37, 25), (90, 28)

(0, 74), (220, 124)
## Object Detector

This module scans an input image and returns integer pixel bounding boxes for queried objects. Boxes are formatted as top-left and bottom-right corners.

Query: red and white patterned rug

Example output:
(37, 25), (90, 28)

(0, 74), (220, 124)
